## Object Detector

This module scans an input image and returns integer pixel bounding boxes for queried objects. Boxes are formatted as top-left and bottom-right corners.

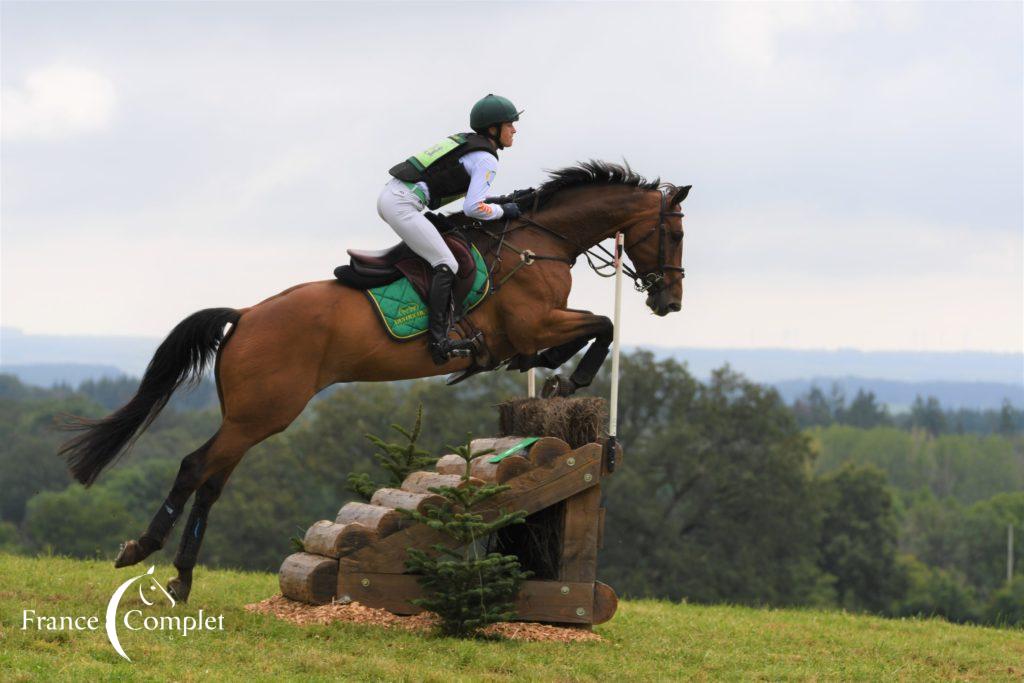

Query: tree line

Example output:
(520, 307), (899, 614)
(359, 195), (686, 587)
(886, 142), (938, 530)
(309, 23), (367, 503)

(791, 384), (1023, 436)
(0, 355), (1020, 628)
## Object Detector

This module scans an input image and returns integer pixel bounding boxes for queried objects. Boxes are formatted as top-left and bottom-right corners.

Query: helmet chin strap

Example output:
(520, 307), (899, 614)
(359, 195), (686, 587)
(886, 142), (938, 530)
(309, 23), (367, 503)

(488, 125), (505, 150)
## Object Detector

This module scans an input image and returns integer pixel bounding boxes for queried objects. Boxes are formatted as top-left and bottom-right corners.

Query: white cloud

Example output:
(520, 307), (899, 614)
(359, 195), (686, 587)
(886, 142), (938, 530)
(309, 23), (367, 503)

(2, 65), (116, 141)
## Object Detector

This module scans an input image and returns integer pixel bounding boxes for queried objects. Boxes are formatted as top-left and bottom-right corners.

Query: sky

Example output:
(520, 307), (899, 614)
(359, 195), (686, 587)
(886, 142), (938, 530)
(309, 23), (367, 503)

(2, 1), (1022, 353)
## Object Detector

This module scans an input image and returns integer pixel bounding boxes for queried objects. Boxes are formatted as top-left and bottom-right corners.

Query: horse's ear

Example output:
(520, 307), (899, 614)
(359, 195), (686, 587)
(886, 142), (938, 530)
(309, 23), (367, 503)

(670, 185), (691, 207)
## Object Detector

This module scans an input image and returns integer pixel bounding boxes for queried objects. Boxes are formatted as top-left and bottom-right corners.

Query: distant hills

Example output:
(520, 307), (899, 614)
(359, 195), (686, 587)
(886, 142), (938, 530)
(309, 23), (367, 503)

(0, 363), (125, 388)
(2, 327), (1021, 410)
(643, 346), (1023, 410)
(642, 346), (1023, 384)
(770, 377), (1022, 411)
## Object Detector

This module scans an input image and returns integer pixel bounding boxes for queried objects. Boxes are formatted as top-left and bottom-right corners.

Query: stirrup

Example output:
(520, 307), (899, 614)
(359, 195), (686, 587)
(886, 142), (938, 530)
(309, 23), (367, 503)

(430, 337), (475, 365)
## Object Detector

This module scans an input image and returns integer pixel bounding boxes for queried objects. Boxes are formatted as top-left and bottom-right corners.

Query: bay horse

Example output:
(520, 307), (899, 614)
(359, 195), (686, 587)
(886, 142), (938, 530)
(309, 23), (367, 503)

(58, 161), (689, 601)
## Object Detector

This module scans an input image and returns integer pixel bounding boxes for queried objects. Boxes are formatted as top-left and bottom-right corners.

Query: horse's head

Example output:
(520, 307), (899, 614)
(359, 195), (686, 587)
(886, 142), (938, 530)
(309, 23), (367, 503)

(622, 184), (690, 317)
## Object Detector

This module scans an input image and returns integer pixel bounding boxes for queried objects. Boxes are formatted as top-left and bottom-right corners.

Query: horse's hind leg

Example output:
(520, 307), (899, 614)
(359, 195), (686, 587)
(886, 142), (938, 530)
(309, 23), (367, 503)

(114, 433), (218, 568)
(166, 459), (239, 602)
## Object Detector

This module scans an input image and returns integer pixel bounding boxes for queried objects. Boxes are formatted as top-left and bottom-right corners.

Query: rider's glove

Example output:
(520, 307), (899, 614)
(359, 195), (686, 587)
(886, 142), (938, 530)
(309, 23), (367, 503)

(500, 203), (522, 220)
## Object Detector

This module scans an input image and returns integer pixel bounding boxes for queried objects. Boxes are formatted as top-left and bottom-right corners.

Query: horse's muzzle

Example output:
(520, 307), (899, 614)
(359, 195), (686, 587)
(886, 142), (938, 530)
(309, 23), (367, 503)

(646, 290), (682, 317)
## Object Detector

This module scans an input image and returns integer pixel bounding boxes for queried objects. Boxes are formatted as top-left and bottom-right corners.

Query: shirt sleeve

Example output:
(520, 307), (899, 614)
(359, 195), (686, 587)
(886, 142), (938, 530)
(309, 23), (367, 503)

(460, 151), (504, 221)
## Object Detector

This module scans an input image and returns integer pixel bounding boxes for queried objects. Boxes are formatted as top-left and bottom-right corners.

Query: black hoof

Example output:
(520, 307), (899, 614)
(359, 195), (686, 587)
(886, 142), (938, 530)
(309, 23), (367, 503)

(114, 540), (145, 568)
(542, 374), (578, 398)
(167, 576), (191, 603)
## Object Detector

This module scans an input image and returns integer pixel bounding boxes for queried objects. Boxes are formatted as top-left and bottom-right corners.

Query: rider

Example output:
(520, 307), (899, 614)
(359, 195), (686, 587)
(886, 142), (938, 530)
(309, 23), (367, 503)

(381, 94), (523, 365)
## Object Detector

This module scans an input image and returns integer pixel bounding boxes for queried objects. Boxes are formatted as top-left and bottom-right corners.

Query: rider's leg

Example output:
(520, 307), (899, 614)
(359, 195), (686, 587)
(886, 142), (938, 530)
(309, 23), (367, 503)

(376, 180), (474, 364)
(376, 179), (458, 272)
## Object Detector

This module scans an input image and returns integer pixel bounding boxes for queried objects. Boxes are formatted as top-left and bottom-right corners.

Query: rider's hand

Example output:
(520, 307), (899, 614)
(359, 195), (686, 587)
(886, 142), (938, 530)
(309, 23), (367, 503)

(500, 203), (522, 220)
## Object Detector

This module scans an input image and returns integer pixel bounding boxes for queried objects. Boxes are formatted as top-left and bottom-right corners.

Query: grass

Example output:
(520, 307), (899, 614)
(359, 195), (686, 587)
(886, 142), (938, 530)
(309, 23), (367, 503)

(0, 553), (1021, 681)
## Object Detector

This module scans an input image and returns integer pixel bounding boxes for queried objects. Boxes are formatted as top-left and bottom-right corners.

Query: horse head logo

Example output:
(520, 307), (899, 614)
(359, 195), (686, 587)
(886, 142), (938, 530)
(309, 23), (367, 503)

(105, 566), (175, 662)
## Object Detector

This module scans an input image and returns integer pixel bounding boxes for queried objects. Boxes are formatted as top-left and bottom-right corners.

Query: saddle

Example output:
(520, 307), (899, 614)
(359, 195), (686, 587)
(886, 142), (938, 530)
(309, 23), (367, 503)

(334, 216), (478, 306)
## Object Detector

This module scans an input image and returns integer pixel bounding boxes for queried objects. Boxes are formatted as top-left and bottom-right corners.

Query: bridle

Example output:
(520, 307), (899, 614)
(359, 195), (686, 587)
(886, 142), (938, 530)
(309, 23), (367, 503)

(474, 187), (686, 295)
(607, 189), (686, 294)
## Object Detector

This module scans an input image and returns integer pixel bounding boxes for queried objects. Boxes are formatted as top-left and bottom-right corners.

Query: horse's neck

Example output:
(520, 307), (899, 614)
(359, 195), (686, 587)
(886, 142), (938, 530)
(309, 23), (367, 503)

(529, 188), (649, 258)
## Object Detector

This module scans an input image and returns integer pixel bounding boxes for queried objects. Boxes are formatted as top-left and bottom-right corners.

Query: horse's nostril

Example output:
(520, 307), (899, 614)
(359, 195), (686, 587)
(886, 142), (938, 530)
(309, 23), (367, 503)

(669, 302), (681, 312)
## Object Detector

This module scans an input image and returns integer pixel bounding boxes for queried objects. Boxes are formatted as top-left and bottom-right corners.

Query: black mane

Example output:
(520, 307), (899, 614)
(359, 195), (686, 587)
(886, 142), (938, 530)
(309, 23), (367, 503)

(490, 160), (662, 209)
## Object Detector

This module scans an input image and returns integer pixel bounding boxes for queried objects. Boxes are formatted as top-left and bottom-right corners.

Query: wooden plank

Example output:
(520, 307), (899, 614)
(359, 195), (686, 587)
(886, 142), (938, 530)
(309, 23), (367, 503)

(303, 521), (378, 559)
(597, 507), (606, 550)
(339, 444), (603, 575)
(279, 552), (338, 605)
(559, 485), (602, 583)
(337, 573), (597, 624)
(514, 579), (596, 624)
(335, 502), (406, 538)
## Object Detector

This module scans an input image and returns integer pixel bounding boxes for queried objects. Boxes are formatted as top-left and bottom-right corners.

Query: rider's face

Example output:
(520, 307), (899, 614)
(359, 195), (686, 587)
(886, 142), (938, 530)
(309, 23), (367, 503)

(498, 122), (516, 148)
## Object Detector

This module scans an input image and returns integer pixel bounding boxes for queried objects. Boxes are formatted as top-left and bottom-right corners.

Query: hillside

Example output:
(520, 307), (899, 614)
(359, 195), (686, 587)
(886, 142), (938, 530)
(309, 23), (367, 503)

(1, 555), (1020, 681)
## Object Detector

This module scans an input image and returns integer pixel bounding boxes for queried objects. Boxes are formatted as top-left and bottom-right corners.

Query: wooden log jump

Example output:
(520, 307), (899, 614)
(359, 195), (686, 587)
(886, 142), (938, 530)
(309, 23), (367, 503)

(278, 399), (621, 626)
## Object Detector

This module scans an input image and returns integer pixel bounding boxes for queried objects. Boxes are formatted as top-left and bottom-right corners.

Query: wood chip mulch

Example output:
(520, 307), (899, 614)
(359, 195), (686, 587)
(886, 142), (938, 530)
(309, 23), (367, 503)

(245, 594), (602, 643)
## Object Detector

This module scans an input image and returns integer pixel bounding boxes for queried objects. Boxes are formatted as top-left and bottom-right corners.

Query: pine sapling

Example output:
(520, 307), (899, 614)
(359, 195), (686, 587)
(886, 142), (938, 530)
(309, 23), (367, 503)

(347, 404), (437, 501)
(402, 435), (532, 638)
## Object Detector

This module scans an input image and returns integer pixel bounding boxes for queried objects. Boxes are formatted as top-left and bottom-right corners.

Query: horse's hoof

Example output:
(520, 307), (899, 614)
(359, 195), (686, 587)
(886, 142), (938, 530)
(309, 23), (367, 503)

(542, 374), (577, 398)
(167, 577), (191, 603)
(114, 540), (143, 568)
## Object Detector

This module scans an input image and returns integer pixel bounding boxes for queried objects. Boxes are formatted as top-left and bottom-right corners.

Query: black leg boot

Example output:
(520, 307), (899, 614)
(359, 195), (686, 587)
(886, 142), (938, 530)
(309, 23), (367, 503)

(427, 264), (475, 365)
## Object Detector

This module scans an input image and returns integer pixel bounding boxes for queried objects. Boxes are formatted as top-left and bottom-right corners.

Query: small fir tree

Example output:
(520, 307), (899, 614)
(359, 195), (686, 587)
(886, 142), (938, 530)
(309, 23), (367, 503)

(347, 405), (437, 501)
(402, 437), (532, 638)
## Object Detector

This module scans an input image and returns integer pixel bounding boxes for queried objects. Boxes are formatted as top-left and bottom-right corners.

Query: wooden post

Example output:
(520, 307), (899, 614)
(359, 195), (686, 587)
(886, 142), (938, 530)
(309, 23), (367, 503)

(528, 368), (536, 397)
(559, 485), (602, 584)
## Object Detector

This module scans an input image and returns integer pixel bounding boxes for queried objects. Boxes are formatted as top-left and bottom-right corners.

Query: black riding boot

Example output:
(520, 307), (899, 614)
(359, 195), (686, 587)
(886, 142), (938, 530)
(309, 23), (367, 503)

(428, 264), (475, 365)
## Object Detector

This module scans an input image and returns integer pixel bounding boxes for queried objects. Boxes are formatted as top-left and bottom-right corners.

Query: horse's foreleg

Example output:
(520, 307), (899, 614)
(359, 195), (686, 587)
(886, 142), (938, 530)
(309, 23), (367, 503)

(508, 309), (613, 397)
(506, 336), (590, 372)
(565, 319), (614, 389)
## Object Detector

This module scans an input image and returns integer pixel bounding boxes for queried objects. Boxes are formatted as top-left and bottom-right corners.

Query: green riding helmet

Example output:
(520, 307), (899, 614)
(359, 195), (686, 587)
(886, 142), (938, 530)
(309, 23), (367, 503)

(470, 94), (523, 133)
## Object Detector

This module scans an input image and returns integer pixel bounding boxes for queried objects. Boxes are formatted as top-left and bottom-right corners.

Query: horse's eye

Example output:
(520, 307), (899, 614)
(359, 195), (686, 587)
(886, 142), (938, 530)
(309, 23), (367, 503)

(670, 232), (683, 243)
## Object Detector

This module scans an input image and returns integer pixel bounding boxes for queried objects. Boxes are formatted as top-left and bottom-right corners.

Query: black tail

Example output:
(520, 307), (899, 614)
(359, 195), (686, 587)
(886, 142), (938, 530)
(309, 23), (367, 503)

(58, 307), (241, 486)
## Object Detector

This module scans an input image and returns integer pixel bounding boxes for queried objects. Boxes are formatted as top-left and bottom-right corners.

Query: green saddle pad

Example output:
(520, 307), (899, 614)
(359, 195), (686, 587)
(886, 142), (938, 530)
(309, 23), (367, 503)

(365, 243), (490, 341)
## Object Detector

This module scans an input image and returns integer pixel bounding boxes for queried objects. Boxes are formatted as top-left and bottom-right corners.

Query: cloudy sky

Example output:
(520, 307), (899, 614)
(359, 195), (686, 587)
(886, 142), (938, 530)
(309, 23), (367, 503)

(2, 2), (1021, 353)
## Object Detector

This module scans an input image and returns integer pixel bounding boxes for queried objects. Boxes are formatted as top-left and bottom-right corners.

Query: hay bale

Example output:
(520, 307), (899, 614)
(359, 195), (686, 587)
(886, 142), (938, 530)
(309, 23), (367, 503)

(497, 397), (607, 448)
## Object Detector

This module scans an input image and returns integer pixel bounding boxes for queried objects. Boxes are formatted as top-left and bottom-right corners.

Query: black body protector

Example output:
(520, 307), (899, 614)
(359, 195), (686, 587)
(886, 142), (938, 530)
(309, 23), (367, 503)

(389, 132), (498, 210)
(388, 132), (499, 364)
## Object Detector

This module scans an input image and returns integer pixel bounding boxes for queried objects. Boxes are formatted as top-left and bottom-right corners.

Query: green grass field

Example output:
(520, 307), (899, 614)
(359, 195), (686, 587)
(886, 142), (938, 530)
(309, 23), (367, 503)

(0, 553), (1020, 681)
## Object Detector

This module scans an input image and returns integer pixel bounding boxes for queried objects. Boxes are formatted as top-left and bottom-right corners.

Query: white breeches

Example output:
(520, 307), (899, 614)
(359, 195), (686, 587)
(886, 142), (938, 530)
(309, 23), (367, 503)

(376, 178), (458, 273)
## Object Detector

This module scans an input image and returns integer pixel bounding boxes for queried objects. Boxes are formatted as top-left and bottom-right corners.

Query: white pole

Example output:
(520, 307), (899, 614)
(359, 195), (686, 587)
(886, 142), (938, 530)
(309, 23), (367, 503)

(608, 232), (625, 439)
(527, 368), (536, 398)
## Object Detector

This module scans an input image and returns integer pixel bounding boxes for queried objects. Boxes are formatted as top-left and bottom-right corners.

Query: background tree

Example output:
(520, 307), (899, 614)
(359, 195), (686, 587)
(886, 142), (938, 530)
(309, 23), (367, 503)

(839, 390), (891, 429)
(911, 396), (946, 436)
(815, 465), (906, 611)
